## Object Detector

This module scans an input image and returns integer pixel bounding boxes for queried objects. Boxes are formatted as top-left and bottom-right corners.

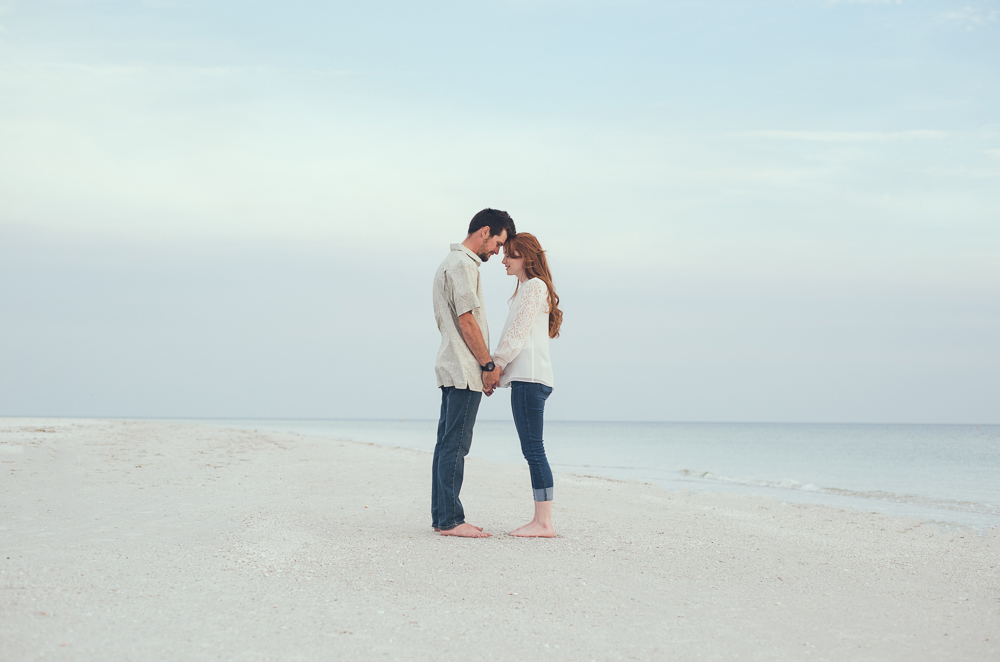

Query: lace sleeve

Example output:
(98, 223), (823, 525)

(493, 279), (548, 369)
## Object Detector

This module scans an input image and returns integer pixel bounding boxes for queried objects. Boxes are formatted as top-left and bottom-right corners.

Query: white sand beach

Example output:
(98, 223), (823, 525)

(1, 418), (997, 661)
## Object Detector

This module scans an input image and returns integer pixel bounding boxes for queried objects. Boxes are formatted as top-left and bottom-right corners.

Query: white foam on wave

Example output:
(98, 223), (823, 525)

(677, 469), (1000, 516)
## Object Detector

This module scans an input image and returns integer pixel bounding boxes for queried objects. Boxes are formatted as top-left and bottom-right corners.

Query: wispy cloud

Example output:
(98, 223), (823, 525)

(942, 6), (999, 30)
(823, 0), (903, 5)
(0, 61), (274, 86)
(731, 130), (949, 143)
(0, 61), (359, 84)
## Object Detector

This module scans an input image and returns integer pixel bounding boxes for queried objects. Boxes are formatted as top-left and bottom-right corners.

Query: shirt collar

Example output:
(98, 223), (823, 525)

(451, 243), (482, 266)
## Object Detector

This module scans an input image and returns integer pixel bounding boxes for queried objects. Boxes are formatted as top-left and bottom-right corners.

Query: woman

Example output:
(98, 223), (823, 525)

(492, 233), (563, 538)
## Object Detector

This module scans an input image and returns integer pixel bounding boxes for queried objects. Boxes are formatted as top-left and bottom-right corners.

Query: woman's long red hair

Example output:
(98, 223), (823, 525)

(506, 233), (563, 339)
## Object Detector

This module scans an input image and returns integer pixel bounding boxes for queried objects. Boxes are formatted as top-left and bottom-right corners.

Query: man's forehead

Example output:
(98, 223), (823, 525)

(497, 230), (508, 244)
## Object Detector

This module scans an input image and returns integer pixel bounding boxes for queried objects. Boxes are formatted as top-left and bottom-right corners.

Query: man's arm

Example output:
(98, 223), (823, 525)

(457, 312), (502, 394)
(457, 311), (491, 366)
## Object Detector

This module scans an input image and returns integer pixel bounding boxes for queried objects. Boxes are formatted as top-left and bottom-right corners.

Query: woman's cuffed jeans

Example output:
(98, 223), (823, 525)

(511, 381), (554, 501)
(431, 386), (483, 530)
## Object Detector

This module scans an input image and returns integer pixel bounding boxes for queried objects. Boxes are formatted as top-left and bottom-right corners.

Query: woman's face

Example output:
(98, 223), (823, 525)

(502, 247), (526, 280)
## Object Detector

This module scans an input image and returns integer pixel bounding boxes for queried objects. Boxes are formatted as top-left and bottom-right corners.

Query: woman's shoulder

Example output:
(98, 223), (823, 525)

(524, 277), (548, 294)
(519, 279), (549, 311)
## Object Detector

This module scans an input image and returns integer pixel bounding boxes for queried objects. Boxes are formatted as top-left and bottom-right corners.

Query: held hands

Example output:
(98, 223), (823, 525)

(483, 365), (503, 396)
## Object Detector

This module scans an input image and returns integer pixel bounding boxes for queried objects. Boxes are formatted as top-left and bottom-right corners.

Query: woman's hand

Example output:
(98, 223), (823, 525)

(482, 366), (504, 396)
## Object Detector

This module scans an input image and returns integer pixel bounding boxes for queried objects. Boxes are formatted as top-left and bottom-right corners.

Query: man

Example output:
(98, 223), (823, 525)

(431, 208), (516, 538)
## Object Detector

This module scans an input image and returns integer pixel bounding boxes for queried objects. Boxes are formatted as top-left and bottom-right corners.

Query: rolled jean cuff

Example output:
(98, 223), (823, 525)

(532, 487), (554, 502)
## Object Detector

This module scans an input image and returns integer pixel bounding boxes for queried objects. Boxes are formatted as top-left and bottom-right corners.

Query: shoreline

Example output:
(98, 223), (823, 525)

(139, 417), (1000, 532)
(2, 418), (998, 660)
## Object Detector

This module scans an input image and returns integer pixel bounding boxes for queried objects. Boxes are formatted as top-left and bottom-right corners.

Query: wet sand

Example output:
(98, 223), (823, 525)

(1, 418), (997, 661)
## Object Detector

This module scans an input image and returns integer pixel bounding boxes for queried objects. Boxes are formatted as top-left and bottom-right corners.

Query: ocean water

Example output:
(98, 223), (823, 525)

(174, 419), (1000, 530)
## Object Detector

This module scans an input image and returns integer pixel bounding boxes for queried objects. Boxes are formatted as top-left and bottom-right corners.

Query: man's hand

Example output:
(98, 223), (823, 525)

(482, 366), (503, 396)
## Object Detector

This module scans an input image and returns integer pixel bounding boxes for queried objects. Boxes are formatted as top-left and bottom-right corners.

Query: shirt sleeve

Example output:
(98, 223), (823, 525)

(494, 279), (548, 369)
(447, 261), (481, 316)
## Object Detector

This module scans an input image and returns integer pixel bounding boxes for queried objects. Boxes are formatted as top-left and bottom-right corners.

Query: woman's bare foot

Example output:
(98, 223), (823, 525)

(508, 521), (531, 536)
(509, 518), (538, 535)
(509, 521), (554, 538)
(510, 501), (553, 537)
(439, 523), (491, 538)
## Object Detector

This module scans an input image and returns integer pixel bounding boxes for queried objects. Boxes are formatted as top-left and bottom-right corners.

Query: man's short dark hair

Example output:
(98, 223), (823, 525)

(468, 209), (516, 240)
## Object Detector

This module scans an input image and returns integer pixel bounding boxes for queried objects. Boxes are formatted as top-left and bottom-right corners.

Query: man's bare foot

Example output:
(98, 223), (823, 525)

(439, 523), (491, 538)
(509, 521), (554, 538)
(434, 525), (482, 532)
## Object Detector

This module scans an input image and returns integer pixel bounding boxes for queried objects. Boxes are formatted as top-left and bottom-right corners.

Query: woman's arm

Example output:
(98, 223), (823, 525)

(493, 279), (548, 369)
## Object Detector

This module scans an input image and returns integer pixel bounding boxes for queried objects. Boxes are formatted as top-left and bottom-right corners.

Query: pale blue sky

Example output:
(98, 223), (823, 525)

(1, 1), (998, 422)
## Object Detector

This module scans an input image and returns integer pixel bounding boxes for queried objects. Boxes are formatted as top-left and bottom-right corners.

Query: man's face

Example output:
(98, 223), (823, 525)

(476, 229), (508, 262)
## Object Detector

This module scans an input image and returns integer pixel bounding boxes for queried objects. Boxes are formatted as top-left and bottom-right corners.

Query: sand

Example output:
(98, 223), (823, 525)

(1, 418), (997, 661)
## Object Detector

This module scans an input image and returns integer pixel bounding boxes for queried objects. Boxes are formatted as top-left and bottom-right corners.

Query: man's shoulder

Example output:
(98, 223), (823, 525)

(434, 250), (478, 301)
(440, 249), (479, 276)
(435, 248), (461, 274)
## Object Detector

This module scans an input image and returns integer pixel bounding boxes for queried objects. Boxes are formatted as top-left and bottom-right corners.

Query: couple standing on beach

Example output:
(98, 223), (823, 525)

(431, 209), (563, 539)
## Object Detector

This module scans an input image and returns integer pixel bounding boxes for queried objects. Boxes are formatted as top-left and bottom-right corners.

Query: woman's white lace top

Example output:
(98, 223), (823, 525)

(493, 277), (554, 388)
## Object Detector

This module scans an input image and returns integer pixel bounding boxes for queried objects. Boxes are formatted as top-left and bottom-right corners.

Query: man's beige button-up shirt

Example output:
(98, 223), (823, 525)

(433, 243), (488, 391)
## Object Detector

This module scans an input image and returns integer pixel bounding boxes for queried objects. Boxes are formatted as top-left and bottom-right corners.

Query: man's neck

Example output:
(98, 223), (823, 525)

(461, 236), (481, 254)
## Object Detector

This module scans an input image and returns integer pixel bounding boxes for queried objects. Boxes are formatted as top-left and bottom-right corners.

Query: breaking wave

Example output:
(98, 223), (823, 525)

(677, 469), (1000, 517)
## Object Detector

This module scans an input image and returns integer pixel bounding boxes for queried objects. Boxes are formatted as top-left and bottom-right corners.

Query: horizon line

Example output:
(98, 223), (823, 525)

(1, 415), (995, 427)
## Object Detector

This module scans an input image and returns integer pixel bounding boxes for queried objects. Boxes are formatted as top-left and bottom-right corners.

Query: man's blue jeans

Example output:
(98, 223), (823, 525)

(511, 381), (554, 501)
(431, 386), (483, 530)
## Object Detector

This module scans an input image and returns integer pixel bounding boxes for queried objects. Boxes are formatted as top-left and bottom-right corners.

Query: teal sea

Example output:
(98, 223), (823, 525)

(171, 419), (1000, 531)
